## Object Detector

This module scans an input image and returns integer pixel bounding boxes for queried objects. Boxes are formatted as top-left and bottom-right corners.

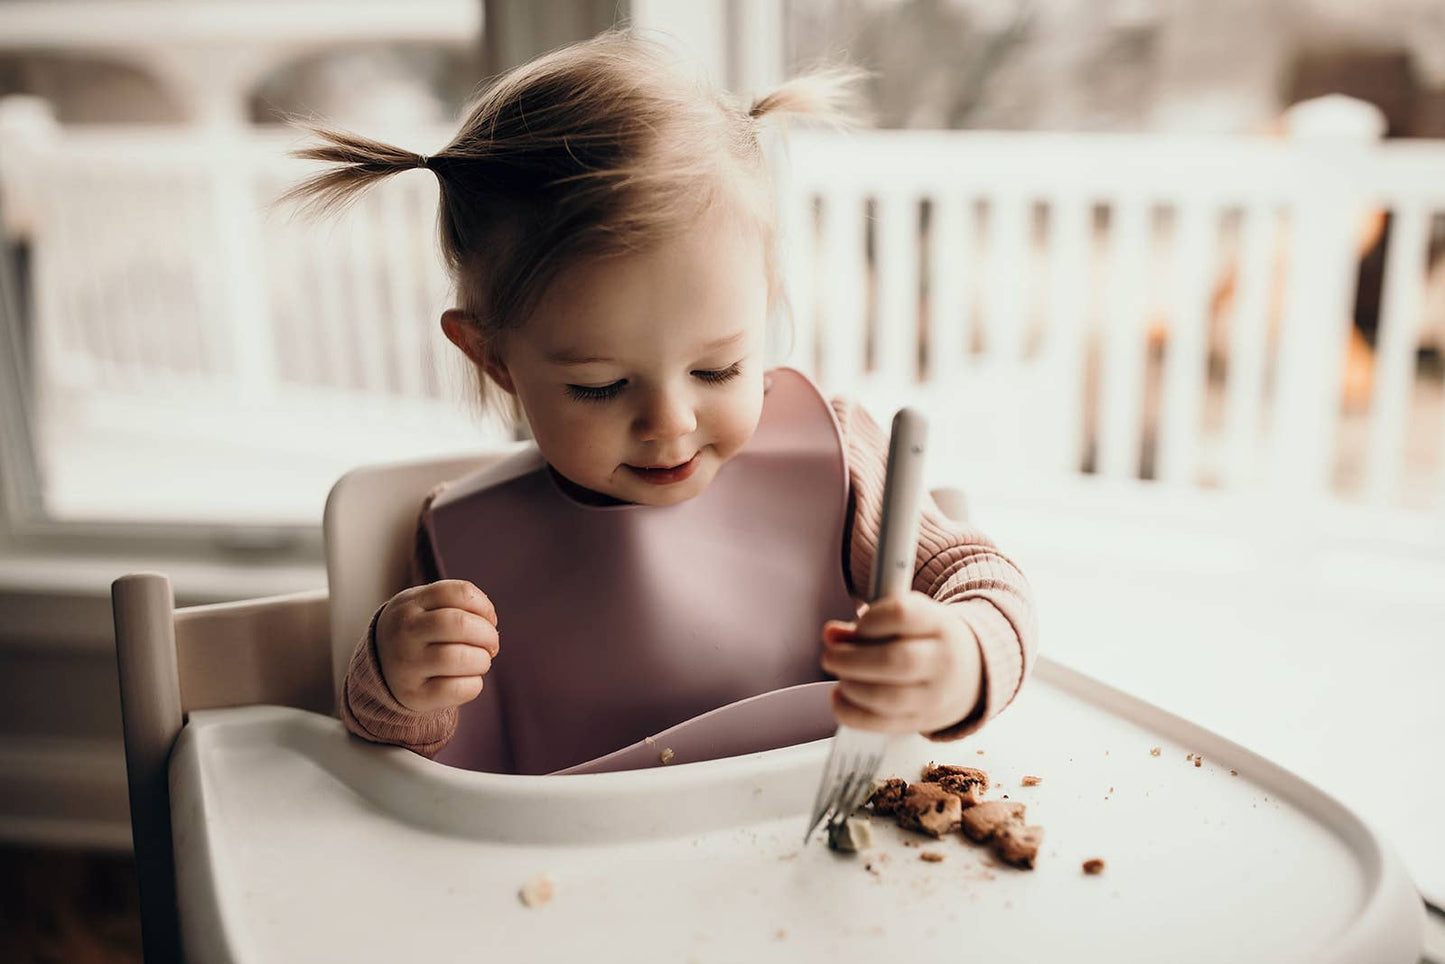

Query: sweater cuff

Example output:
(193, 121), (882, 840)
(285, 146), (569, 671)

(924, 597), (1026, 742)
(339, 604), (457, 757)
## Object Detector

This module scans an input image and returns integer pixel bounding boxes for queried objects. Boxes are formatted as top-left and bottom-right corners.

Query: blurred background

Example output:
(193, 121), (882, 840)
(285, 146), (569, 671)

(0, 1), (1442, 961)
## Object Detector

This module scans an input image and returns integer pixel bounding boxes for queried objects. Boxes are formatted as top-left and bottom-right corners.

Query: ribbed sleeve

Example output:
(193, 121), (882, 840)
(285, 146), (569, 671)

(338, 485), (459, 757)
(830, 396), (1037, 741)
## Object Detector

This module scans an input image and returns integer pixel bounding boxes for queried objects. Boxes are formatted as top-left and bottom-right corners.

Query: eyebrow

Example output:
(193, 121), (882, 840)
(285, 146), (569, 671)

(546, 331), (747, 366)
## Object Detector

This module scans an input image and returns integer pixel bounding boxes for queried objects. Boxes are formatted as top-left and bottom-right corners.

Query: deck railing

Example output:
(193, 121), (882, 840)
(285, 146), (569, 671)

(3, 102), (1444, 524)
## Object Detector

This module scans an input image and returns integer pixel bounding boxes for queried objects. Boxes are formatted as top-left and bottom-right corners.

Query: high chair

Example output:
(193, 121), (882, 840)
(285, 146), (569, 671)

(113, 453), (1422, 964)
(112, 448), (513, 962)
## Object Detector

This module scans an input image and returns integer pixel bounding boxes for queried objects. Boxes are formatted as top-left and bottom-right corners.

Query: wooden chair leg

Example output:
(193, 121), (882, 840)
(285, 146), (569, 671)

(112, 572), (185, 964)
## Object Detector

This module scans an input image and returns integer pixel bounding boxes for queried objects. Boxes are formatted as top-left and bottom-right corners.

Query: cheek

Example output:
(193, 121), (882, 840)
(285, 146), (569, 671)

(516, 390), (613, 466)
(710, 378), (765, 455)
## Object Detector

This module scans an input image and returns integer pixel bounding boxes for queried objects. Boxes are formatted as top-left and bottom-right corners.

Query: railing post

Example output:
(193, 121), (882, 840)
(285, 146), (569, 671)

(206, 127), (277, 403)
(1269, 96), (1383, 498)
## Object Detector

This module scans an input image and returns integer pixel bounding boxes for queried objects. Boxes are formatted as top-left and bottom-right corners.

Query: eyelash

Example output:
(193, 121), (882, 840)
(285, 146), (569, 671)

(565, 363), (743, 403)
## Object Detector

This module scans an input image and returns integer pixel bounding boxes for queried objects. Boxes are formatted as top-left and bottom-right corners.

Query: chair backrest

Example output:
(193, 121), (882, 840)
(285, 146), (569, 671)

(321, 446), (527, 696)
(110, 573), (331, 964)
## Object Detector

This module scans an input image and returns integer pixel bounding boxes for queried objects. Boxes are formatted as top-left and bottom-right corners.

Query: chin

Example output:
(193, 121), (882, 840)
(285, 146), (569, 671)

(630, 479), (705, 506)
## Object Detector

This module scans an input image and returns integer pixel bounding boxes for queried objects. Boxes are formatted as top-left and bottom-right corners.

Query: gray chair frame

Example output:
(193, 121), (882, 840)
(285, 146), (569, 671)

(111, 573), (331, 964)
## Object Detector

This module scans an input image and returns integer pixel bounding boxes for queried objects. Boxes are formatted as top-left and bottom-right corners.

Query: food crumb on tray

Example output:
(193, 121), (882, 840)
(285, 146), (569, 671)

(826, 815), (874, 853)
(897, 784), (964, 837)
(519, 873), (554, 908)
(1150, 746), (1161, 757)
(960, 801), (1026, 843)
(922, 762), (990, 805)
(659, 747), (675, 765)
(1193, 757), (1202, 768)
(1082, 858), (1106, 875)
(992, 825), (1043, 869)
(867, 777), (908, 816)
(919, 851), (946, 863)
(1020, 775), (1042, 787)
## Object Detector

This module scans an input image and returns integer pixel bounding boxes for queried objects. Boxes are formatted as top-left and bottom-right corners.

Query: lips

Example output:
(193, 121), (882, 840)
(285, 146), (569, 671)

(626, 454), (699, 485)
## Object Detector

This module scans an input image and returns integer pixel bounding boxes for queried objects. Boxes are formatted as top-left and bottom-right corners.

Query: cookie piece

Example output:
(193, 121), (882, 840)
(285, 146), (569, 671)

(992, 824), (1044, 869)
(896, 783), (963, 837)
(959, 800), (1026, 843)
(1082, 858), (1105, 875)
(866, 778), (908, 816)
(920, 763), (990, 807)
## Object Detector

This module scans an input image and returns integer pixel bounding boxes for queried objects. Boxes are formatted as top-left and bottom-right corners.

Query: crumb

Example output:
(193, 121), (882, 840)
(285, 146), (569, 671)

(960, 800), (1026, 843)
(659, 747), (675, 765)
(519, 873), (554, 908)
(1021, 775), (1042, 787)
(921, 763), (990, 806)
(1108, 786), (1113, 793)
(643, 735), (656, 746)
(1194, 757), (1202, 768)
(976, 749), (985, 755)
(775, 929), (787, 940)
(920, 851), (946, 863)
(867, 777), (908, 815)
(1083, 858), (1105, 875)
(1230, 769), (1238, 776)
(902, 838), (919, 848)
(827, 816), (873, 853)
(993, 825), (1043, 869)
(1150, 747), (1161, 757)
(897, 784), (963, 837)
(1186, 752), (1193, 761)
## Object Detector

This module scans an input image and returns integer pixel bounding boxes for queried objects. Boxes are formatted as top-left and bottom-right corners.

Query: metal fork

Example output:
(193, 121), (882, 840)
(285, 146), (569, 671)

(804, 406), (929, 842)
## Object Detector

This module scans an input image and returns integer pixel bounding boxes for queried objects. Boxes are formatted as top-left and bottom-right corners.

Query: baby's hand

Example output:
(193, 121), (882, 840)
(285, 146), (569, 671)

(820, 592), (982, 735)
(375, 579), (500, 713)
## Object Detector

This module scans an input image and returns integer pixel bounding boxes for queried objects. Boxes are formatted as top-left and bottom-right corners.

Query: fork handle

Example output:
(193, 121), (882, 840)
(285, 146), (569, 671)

(868, 408), (929, 603)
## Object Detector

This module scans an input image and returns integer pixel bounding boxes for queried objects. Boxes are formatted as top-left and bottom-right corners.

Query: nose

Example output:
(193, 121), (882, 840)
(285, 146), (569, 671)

(633, 386), (697, 442)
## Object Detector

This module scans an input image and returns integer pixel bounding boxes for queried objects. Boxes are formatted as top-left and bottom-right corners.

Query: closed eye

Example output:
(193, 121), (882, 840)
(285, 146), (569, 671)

(694, 361), (743, 384)
(564, 362), (743, 403)
(564, 380), (625, 402)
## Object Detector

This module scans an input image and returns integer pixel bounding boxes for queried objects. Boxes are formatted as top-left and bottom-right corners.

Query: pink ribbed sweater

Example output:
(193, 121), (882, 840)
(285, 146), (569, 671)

(341, 396), (1037, 760)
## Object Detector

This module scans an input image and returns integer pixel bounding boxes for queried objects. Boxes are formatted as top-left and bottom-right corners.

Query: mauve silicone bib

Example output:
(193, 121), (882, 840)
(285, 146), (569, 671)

(425, 368), (858, 774)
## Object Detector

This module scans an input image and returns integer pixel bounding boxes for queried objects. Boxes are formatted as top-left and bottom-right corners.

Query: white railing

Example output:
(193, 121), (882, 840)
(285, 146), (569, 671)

(779, 129), (1445, 513)
(3, 103), (1444, 523)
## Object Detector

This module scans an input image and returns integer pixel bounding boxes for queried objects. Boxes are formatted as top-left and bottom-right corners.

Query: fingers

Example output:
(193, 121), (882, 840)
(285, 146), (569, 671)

(831, 688), (924, 734)
(405, 607), (500, 657)
(820, 635), (941, 684)
(836, 679), (930, 716)
(412, 674), (485, 711)
(421, 642), (492, 680)
(850, 593), (945, 641)
(404, 579), (498, 626)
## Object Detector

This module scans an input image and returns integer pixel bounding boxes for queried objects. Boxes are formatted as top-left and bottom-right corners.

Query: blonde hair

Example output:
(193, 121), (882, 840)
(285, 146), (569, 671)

(281, 30), (860, 420)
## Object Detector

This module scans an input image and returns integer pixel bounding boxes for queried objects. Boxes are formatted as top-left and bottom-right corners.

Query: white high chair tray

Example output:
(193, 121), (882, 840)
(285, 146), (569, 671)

(168, 657), (1423, 964)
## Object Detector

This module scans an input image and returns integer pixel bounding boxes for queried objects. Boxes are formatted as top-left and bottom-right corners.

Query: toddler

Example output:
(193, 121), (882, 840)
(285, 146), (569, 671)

(285, 31), (1036, 775)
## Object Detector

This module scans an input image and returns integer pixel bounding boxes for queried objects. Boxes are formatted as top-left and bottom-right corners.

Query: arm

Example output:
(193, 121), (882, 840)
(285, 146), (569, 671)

(828, 397), (1038, 740)
(338, 485), (461, 757)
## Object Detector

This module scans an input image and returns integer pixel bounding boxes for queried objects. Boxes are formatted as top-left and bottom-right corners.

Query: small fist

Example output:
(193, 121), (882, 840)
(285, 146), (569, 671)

(375, 579), (500, 713)
(819, 591), (982, 735)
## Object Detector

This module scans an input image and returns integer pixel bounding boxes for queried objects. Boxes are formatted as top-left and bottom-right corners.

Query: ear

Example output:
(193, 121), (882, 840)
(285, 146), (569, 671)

(440, 309), (516, 395)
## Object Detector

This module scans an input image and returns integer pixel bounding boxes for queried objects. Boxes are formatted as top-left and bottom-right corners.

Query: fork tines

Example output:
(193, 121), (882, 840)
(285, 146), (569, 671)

(804, 738), (887, 841)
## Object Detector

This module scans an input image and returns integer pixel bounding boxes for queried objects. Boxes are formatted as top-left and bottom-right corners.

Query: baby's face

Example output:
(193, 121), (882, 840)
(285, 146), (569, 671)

(492, 206), (769, 506)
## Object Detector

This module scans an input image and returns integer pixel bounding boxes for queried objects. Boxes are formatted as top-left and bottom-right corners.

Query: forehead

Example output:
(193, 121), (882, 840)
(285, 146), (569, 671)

(522, 206), (769, 362)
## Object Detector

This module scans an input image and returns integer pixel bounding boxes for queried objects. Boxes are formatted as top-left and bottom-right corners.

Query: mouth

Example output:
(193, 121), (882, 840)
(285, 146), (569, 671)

(625, 454), (699, 485)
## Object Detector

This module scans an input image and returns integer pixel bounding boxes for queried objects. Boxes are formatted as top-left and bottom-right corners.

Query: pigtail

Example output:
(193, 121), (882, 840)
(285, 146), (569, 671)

(277, 123), (437, 220)
(748, 67), (869, 128)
